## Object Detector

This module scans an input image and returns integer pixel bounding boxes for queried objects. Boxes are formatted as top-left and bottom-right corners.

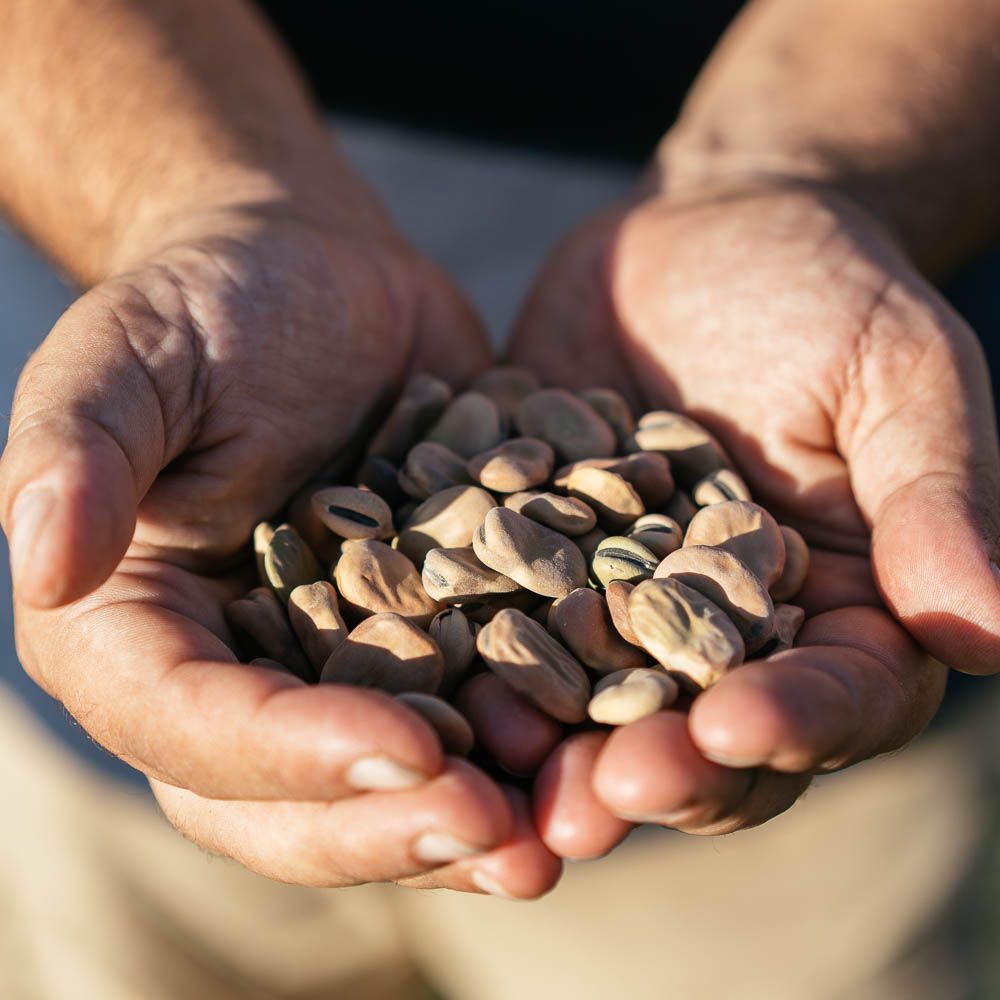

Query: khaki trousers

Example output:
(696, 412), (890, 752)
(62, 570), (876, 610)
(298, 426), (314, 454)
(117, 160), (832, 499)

(2, 681), (996, 1000)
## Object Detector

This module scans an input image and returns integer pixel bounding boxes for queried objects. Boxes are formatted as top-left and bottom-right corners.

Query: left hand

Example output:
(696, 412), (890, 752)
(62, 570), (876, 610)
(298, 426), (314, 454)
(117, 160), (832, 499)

(508, 180), (1000, 854)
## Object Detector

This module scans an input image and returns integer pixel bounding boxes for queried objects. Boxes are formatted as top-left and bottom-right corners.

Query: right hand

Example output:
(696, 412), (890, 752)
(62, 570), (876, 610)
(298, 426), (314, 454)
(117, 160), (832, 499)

(0, 196), (560, 896)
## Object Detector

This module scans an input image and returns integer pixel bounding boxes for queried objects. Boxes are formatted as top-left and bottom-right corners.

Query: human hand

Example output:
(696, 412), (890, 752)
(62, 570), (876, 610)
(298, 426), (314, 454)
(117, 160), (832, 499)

(509, 181), (999, 853)
(0, 200), (560, 895)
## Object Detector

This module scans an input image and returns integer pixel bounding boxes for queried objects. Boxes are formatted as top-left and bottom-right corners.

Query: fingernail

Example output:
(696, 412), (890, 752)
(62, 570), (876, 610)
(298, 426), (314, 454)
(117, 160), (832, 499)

(991, 561), (1000, 587)
(9, 486), (55, 588)
(345, 755), (426, 791)
(413, 831), (485, 864)
(471, 870), (519, 900)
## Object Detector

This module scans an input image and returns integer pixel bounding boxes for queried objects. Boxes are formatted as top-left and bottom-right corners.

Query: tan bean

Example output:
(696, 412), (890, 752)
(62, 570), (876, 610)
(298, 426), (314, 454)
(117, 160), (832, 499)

(684, 500), (786, 588)
(397, 693), (475, 755)
(655, 545), (775, 654)
(311, 486), (394, 540)
(288, 581), (348, 673)
(225, 587), (314, 682)
(573, 526), (609, 563)
(626, 513), (683, 560)
(661, 489), (698, 530)
(554, 452), (674, 509)
(425, 391), (503, 458)
(421, 546), (521, 603)
(591, 536), (660, 588)
(333, 540), (443, 627)
(504, 490), (597, 537)
(395, 485), (497, 568)
(588, 668), (679, 725)
(320, 613), (443, 693)
(514, 388), (616, 461)
(253, 521), (275, 583)
(629, 577), (745, 690)
(473, 507), (587, 598)
(605, 580), (641, 646)
(467, 437), (555, 492)
(262, 524), (325, 603)
(428, 608), (479, 695)
(366, 373), (452, 463)
(469, 366), (541, 424)
(477, 608), (590, 723)
(756, 603), (806, 657)
(564, 467), (645, 531)
(354, 455), (407, 511)
(454, 590), (544, 625)
(397, 441), (472, 499)
(692, 468), (752, 506)
(550, 588), (648, 675)
(626, 410), (729, 485)
(770, 526), (810, 601)
(579, 387), (635, 446)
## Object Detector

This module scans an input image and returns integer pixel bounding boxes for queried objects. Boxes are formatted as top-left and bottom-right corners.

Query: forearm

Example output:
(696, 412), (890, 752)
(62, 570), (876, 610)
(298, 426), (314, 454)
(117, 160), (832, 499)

(657, 0), (1000, 275)
(0, 0), (380, 283)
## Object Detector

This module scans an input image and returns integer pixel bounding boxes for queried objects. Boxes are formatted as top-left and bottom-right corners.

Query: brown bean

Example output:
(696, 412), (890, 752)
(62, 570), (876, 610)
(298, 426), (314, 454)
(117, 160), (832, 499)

(514, 388), (616, 461)
(395, 485), (497, 568)
(311, 486), (394, 540)
(550, 588), (648, 675)
(396, 693), (475, 755)
(366, 373), (452, 463)
(425, 391), (503, 458)
(684, 500), (786, 588)
(770, 525), (810, 601)
(504, 490), (598, 537)
(288, 581), (348, 673)
(225, 587), (314, 682)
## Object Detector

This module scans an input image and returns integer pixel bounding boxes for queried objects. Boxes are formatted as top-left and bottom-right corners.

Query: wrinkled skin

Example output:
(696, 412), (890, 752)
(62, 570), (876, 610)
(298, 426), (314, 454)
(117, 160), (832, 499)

(511, 182), (1000, 854)
(0, 203), (561, 896)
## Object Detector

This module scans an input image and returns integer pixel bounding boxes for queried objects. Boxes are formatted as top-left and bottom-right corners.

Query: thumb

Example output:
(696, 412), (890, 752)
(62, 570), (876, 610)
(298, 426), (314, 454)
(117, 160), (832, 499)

(1, 291), (170, 608)
(843, 304), (1000, 675)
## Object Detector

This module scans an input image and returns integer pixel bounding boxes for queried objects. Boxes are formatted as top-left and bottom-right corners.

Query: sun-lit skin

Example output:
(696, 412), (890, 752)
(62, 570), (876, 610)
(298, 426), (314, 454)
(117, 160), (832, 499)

(507, 0), (1000, 856)
(1, 0), (999, 891)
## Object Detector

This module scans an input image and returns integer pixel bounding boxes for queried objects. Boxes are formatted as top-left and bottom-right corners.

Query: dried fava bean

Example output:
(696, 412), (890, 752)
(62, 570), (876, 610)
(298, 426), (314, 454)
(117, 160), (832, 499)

(550, 588), (648, 675)
(263, 524), (324, 603)
(311, 486), (394, 540)
(530, 598), (555, 629)
(692, 468), (752, 506)
(287, 486), (336, 556)
(428, 608), (479, 695)
(573, 526), (608, 563)
(425, 391), (503, 459)
(477, 608), (590, 723)
(514, 388), (616, 461)
(454, 589), (543, 625)
(554, 453), (674, 510)
(288, 581), (348, 673)
(579, 387), (635, 446)
(421, 546), (521, 603)
(684, 500), (786, 589)
(473, 507), (587, 598)
(469, 366), (541, 424)
(395, 485), (497, 567)
(626, 513), (682, 560)
(626, 410), (729, 485)
(655, 545), (775, 654)
(770, 526), (810, 601)
(605, 580), (641, 646)
(756, 603), (806, 656)
(354, 456), (406, 511)
(662, 490), (698, 530)
(588, 668), (679, 725)
(628, 577), (745, 690)
(253, 521), (275, 582)
(320, 613), (443, 693)
(564, 467), (645, 531)
(225, 587), (314, 682)
(366, 373), (452, 463)
(333, 540), (443, 627)
(504, 490), (597, 537)
(396, 693), (475, 755)
(397, 441), (471, 499)
(467, 437), (555, 492)
(591, 536), (660, 589)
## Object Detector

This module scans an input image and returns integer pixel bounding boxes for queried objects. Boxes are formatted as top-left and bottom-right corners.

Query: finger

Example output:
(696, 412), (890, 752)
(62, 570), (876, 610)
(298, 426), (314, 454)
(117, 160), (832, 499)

(17, 564), (444, 800)
(151, 758), (513, 888)
(453, 672), (563, 776)
(591, 713), (811, 835)
(840, 303), (1000, 674)
(689, 606), (946, 773)
(533, 731), (634, 859)
(399, 787), (563, 899)
(0, 290), (173, 607)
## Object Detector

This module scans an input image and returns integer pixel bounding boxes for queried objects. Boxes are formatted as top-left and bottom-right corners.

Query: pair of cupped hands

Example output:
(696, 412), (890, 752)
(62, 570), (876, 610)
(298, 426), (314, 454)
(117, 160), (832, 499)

(2, 164), (998, 899)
